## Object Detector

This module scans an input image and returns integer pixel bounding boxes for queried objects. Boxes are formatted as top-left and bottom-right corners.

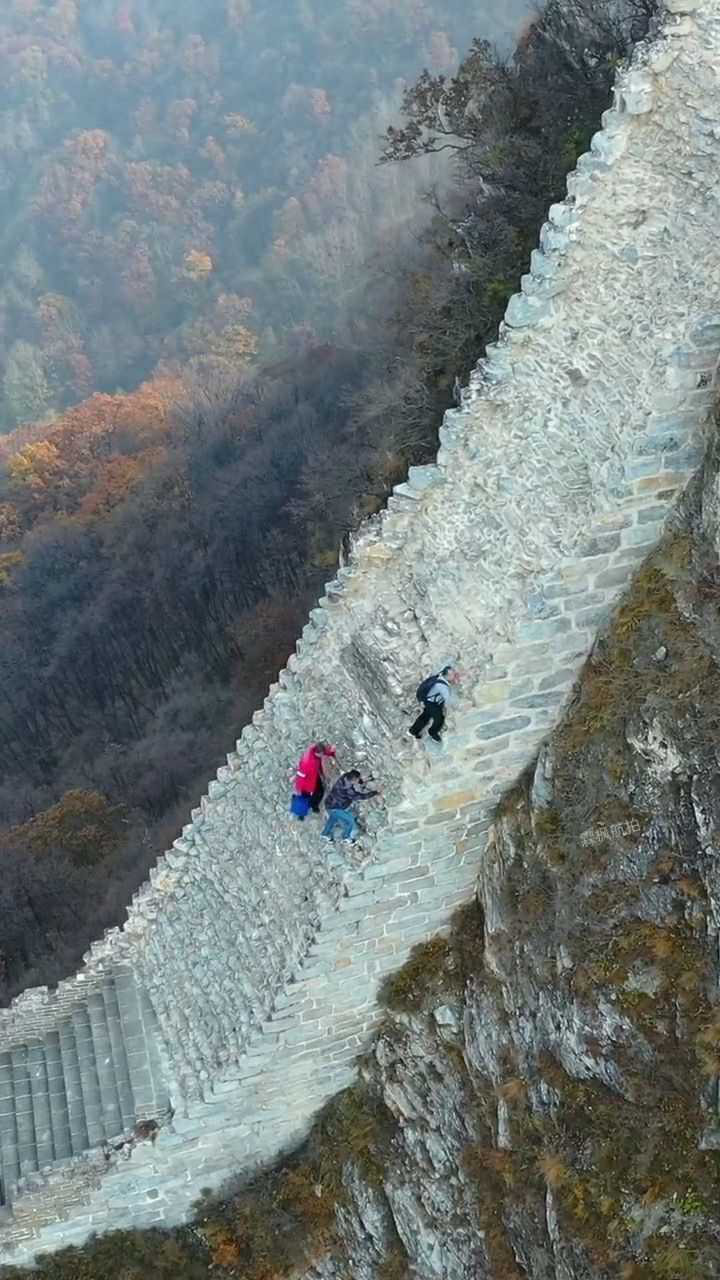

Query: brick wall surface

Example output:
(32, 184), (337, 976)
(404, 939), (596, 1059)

(2, 0), (720, 1263)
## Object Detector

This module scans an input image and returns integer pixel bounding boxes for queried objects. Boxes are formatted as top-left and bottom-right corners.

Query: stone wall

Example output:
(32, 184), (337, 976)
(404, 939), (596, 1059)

(2, 0), (720, 1264)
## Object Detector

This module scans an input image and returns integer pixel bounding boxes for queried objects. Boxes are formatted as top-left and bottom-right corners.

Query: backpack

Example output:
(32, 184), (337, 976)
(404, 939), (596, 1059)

(290, 793), (310, 820)
(416, 673), (446, 704)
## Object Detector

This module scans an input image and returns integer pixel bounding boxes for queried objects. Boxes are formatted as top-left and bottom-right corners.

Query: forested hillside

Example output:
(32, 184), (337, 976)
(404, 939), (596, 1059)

(0, 0), (657, 1003)
(0, 0), (527, 427)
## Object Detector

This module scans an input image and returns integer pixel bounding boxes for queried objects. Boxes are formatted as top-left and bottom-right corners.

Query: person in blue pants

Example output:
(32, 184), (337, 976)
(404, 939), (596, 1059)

(321, 770), (379, 843)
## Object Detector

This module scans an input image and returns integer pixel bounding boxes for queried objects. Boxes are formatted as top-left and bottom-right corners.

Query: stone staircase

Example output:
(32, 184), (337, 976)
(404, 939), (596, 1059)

(135, 761), (346, 1099)
(0, 974), (168, 1210)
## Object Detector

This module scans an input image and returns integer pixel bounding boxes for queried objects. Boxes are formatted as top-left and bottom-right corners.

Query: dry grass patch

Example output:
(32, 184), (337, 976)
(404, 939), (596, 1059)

(379, 899), (484, 1013)
(377, 1246), (411, 1279)
(556, 543), (715, 759)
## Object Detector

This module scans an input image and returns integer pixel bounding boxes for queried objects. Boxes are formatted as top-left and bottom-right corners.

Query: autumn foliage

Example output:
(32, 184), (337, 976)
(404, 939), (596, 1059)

(2, 375), (182, 524)
(9, 789), (126, 867)
(0, 344), (368, 1002)
(0, 0), (510, 429)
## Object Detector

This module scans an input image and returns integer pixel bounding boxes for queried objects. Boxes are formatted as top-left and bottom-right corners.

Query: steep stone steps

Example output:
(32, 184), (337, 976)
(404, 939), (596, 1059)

(0, 975), (168, 1208)
(71, 1008), (104, 1148)
(57, 1019), (89, 1156)
(11, 1049), (37, 1180)
(0, 1055), (20, 1202)
(137, 801), (342, 1096)
(43, 1032), (73, 1163)
(115, 978), (167, 1116)
(100, 985), (137, 1134)
(27, 1046), (53, 1169)
(86, 996), (124, 1142)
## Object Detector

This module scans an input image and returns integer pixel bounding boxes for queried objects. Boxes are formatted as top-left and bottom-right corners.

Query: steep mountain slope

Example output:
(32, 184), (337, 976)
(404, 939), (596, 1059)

(0, 0), (527, 426)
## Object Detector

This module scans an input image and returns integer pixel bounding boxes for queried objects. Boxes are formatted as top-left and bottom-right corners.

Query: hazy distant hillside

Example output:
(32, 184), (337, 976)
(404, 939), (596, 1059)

(0, 0), (650, 1004)
(0, 0), (528, 429)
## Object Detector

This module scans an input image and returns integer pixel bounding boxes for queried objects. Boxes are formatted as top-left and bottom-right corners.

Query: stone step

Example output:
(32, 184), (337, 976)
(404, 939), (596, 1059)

(114, 977), (159, 1113)
(57, 1020), (89, 1155)
(0, 1053), (20, 1204)
(138, 989), (168, 1111)
(0, 977), (169, 1206)
(10, 1048), (38, 1180)
(101, 983), (137, 1134)
(43, 1032), (73, 1163)
(70, 1008), (105, 1148)
(87, 994), (123, 1142)
(27, 1045), (54, 1168)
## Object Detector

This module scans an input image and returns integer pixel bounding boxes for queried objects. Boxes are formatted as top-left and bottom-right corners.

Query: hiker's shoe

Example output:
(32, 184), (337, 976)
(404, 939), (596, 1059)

(406, 730), (420, 741)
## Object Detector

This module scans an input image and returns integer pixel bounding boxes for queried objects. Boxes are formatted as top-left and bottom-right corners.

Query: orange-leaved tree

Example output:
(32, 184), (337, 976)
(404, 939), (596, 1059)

(10, 789), (127, 867)
(0, 550), (24, 587)
(3, 375), (185, 527)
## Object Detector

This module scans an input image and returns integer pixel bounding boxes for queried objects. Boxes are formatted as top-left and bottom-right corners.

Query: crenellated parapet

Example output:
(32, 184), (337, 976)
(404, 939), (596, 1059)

(2, 0), (720, 1263)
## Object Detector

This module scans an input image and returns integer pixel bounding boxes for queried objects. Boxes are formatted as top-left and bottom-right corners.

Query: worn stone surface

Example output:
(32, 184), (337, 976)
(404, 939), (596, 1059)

(2, 0), (720, 1262)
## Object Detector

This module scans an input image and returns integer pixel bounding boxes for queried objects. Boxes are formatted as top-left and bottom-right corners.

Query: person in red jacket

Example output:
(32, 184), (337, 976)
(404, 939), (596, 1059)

(294, 741), (336, 815)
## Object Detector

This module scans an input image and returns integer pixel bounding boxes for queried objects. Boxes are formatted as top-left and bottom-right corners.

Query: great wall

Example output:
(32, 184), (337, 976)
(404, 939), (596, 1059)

(1, 0), (719, 1263)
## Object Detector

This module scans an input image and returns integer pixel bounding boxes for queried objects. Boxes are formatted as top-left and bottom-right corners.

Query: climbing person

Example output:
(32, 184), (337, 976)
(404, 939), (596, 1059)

(293, 741), (336, 816)
(321, 770), (380, 844)
(408, 663), (459, 743)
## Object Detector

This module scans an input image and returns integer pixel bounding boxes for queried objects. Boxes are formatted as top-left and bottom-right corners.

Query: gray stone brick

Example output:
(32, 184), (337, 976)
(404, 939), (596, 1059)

(577, 531), (622, 557)
(622, 524), (664, 549)
(364, 855), (421, 881)
(689, 318), (720, 346)
(668, 348), (717, 371)
(625, 457), (662, 480)
(475, 716), (532, 741)
(560, 589), (606, 613)
(634, 429), (688, 456)
(516, 616), (573, 643)
(636, 503), (671, 524)
(614, 544), (656, 565)
(381, 865), (432, 887)
(665, 446), (704, 470)
(572, 604), (611, 629)
(537, 666), (580, 692)
(510, 690), (568, 711)
(537, 579), (590, 601)
(461, 735), (511, 759)
(555, 554), (612, 583)
(594, 564), (632, 589)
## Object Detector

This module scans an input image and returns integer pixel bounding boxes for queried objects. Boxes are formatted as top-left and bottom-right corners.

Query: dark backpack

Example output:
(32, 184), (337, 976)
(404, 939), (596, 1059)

(416, 673), (446, 704)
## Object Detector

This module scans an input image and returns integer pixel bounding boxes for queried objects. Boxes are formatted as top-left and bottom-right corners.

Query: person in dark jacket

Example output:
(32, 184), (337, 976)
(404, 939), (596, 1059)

(321, 770), (379, 843)
(408, 663), (458, 742)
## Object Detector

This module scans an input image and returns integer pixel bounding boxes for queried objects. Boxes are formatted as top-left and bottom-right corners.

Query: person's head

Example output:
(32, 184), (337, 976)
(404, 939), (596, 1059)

(441, 664), (460, 685)
(346, 769), (362, 781)
(313, 741), (332, 756)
